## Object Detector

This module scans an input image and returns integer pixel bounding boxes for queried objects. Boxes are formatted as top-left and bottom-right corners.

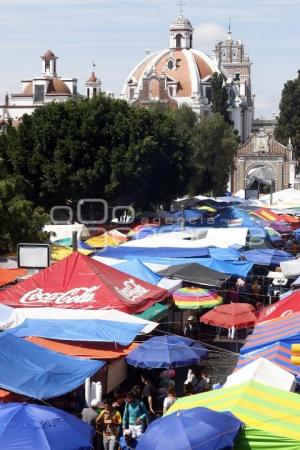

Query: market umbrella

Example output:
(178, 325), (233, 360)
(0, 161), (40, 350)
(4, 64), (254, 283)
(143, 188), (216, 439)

(126, 335), (208, 369)
(200, 303), (258, 329)
(136, 406), (243, 450)
(173, 287), (223, 309)
(0, 402), (94, 450)
(266, 221), (293, 234)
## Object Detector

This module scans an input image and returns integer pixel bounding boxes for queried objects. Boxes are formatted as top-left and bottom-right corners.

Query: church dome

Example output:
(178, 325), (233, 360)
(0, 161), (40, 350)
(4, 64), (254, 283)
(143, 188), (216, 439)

(46, 77), (71, 95)
(122, 16), (219, 111)
(86, 72), (98, 83)
(42, 50), (57, 60)
(122, 48), (217, 100)
(170, 15), (193, 30)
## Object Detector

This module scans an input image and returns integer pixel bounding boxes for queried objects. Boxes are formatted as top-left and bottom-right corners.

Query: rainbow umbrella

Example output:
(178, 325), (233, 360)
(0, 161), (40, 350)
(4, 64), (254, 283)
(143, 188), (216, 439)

(173, 287), (223, 310)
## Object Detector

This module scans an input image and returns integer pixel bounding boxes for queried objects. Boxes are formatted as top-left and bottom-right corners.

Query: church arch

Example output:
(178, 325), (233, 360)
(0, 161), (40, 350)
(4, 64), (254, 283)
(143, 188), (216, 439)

(175, 34), (183, 48)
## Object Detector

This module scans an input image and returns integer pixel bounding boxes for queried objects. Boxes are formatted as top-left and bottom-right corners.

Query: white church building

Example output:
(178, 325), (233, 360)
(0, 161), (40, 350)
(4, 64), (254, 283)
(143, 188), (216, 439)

(0, 50), (101, 130)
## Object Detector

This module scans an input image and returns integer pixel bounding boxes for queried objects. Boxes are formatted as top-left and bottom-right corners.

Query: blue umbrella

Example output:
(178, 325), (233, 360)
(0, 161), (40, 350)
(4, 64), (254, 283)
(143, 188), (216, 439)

(0, 402), (93, 450)
(136, 406), (243, 450)
(126, 335), (208, 368)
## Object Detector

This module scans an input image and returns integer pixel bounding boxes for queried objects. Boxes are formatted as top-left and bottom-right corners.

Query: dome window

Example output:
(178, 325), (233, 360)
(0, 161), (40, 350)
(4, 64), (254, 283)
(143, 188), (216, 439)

(166, 57), (176, 71)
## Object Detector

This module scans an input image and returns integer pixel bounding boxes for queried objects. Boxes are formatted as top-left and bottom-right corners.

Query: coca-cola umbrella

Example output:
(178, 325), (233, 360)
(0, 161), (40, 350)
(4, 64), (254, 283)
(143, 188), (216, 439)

(0, 252), (168, 314)
(200, 303), (258, 330)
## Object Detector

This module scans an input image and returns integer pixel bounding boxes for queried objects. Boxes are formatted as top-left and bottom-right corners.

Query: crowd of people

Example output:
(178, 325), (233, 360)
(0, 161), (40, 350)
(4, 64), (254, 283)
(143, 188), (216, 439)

(80, 368), (211, 450)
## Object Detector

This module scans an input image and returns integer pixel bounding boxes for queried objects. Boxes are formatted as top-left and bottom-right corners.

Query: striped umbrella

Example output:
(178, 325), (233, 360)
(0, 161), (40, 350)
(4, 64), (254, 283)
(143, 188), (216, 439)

(173, 287), (223, 310)
(166, 380), (300, 449)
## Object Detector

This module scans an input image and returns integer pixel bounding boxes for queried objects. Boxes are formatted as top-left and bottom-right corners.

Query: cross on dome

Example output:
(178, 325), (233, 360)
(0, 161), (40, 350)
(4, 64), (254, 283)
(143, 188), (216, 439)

(177, 0), (186, 16)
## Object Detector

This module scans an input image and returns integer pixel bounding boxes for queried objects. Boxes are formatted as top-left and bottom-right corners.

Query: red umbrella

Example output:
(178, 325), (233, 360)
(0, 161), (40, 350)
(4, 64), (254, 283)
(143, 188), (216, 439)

(200, 303), (258, 329)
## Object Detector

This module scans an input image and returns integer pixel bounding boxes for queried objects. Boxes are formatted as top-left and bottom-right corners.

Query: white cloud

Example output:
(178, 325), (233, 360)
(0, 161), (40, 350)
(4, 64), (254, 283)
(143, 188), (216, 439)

(193, 22), (226, 54)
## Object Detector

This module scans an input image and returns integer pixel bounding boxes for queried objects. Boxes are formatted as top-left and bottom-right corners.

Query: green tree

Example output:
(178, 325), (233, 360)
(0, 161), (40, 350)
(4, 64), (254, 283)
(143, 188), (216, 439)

(211, 73), (230, 123)
(0, 158), (49, 253)
(189, 113), (238, 196)
(275, 72), (300, 158)
(0, 96), (196, 213)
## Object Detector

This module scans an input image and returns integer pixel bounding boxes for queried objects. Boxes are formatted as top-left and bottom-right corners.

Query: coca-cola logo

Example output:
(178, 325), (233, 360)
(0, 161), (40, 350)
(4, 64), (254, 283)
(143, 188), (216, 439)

(19, 286), (99, 305)
(114, 279), (150, 303)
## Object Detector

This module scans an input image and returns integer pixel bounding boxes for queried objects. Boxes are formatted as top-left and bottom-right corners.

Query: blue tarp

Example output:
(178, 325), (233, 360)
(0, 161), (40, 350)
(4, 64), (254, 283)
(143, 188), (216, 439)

(197, 258), (253, 277)
(97, 246), (211, 259)
(97, 246), (240, 261)
(119, 256), (253, 277)
(5, 318), (145, 345)
(115, 259), (162, 285)
(242, 249), (294, 266)
(0, 333), (103, 399)
(208, 247), (240, 261)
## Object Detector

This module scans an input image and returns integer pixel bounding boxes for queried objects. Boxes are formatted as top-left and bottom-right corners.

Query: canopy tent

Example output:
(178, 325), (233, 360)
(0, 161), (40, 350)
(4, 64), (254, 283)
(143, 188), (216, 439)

(26, 338), (137, 359)
(0, 257), (18, 269)
(137, 407), (243, 450)
(0, 402), (94, 450)
(105, 253), (253, 278)
(193, 258), (253, 278)
(98, 246), (211, 259)
(236, 342), (300, 376)
(114, 259), (162, 285)
(266, 221), (293, 233)
(101, 227), (249, 251)
(167, 380), (300, 450)
(280, 258), (300, 277)
(51, 246), (93, 261)
(224, 357), (296, 392)
(93, 253), (250, 276)
(43, 223), (90, 242)
(252, 207), (283, 222)
(242, 249), (294, 266)
(126, 335), (208, 369)
(264, 226), (284, 245)
(0, 333), (103, 399)
(241, 312), (300, 354)
(4, 318), (145, 346)
(247, 166), (275, 186)
(0, 268), (27, 287)
(0, 306), (157, 334)
(85, 234), (122, 248)
(135, 302), (169, 321)
(258, 289), (300, 322)
(158, 263), (231, 288)
(0, 252), (168, 314)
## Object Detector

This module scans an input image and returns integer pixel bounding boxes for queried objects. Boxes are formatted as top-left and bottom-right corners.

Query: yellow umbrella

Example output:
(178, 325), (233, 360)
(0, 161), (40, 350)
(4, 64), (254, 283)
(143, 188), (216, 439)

(85, 234), (121, 248)
(51, 246), (93, 261)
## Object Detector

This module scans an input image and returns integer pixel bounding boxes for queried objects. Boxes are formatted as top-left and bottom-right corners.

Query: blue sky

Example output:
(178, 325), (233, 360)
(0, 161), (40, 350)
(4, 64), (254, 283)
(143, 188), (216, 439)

(0, 0), (299, 117)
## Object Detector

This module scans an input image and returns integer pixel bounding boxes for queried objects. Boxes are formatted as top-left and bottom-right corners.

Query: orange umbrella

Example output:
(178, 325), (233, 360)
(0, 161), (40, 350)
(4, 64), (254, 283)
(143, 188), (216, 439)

(0, 268), (27, 287)
(200, 303), (258, 329)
